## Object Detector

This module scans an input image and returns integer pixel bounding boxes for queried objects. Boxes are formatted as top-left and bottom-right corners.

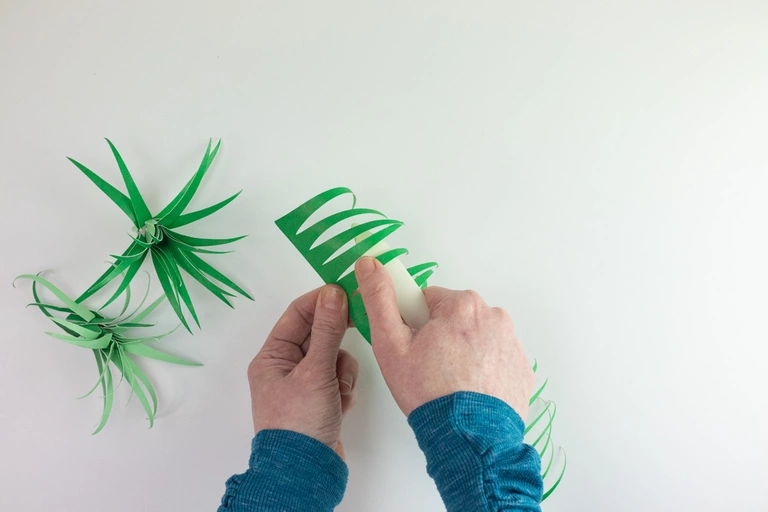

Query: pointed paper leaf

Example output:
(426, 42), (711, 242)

(124, 357), (158, 416)
(122, 343), (202, 366)
(164, 231), (247, 247)
(50, 318), (101, 340)
(92, 351), (114, 435)
(15, 274), (95, 321)
(169, 246), (235, 307)
(105, 139), (153, 225)
(101, 254), (147, 309)
(110, 350), (154, 427)
(27, 302), (72, 313)
(67, 157), (139, 227)
(150, 249), (190, 332)
(166, 190), (242, 228)
(46, 331), (112, 349)
(130, 294), (166, 325)
(160, 140), (222, 225)
(77, 242), (145, 302)
(154, 140), (213, 220)
(182, 251), (252, 300)
(78, 344), (115, 399)
(154, 246), (199, 328)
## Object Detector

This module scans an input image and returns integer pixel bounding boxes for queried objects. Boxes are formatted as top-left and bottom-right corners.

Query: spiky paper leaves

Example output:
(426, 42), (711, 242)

(69, 139), (252, 332)
(15, 274), (201, 434)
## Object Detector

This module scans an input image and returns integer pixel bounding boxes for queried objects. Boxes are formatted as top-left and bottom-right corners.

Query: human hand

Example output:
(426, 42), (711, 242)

(247, 285), (359, 458)
(355, 257), (534, 419)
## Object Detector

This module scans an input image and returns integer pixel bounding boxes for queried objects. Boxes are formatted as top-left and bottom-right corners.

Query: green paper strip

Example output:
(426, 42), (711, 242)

(46, 332), (112, 350)
(166, 190), (242, 228)
(67, 157), (139, 227)
(105, 139), (153, 226)
(122, 343), (202, 366)
(15, 275), (95, 321)
(92, 350), (114, 435)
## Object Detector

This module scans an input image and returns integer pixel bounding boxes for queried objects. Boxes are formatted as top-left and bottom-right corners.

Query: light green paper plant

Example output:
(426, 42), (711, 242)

(69, 139), (252, 332)
(276, 187), (566, 500)
(14, 273), (201, 434)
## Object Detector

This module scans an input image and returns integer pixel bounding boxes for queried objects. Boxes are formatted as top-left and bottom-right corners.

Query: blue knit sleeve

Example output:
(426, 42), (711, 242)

(218, 430), (348, 512)
(408, 392), (543, 512)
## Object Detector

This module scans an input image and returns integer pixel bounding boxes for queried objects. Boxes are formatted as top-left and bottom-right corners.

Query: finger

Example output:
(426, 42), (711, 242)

(355, 257), (410, 350)
(422, 286), (458, 317)
(336, 349), (359, 396)
(303, 285), (349, 371)
(260, 287), (323, 359)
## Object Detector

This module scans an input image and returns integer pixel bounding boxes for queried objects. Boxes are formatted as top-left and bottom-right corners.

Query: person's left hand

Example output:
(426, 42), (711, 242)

(248, 285), (359, 460)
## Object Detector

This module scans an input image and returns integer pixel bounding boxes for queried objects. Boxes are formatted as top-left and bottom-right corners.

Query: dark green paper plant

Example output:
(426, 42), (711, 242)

(69, 139), (252, 332)
(276, 187), (566, 500)
(14, 274), (201, 434)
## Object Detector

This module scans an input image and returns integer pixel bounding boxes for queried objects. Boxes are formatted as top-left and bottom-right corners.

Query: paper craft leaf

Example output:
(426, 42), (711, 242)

(15, 274), (202, 433)
(67, 139), (252, 330)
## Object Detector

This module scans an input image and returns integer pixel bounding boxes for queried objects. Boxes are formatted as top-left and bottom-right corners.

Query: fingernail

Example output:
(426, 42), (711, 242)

(339, 373), (355, 395)
(321, 286), (344, 310)
(356, 257), (376, 279)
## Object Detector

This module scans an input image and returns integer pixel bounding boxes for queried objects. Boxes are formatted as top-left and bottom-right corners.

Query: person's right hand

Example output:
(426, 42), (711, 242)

(354, 256), (534, 420)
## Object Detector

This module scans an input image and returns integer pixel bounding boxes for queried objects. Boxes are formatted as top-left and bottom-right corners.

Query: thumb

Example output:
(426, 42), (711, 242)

(355, 257), (410, 351)
(304, 285), (349, 370)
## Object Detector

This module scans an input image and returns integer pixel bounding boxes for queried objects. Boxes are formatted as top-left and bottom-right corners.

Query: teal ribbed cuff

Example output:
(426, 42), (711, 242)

(218, 430), (348, 512)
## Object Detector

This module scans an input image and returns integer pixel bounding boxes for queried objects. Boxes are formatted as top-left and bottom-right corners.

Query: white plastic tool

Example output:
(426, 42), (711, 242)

(353, 226), (430, 330)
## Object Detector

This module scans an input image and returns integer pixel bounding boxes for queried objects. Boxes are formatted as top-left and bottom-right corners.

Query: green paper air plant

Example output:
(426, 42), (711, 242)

(68, 139), (252, 332)
(276, 187), (566, 500)
(14, 273), (201, 434)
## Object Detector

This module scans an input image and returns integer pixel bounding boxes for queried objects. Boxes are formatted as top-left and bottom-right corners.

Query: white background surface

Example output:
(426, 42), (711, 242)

(1, 1), (767, 511)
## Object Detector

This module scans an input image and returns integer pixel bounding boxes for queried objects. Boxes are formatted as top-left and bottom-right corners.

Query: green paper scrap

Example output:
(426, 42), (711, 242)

(276, 187), (566, 500)
(14, 273), (201, 434)
(69, 139), (252, 332)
